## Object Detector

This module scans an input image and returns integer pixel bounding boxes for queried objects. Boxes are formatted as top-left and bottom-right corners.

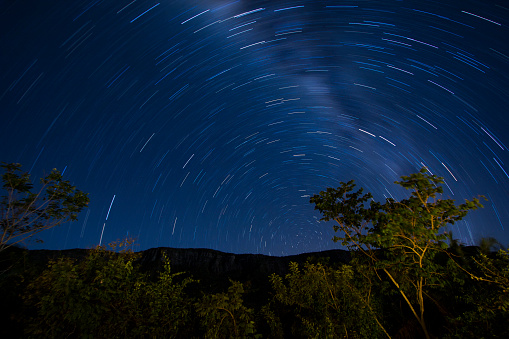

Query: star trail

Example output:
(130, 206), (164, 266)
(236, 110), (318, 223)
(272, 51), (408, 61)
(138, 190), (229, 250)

(1, 0), (508, 255)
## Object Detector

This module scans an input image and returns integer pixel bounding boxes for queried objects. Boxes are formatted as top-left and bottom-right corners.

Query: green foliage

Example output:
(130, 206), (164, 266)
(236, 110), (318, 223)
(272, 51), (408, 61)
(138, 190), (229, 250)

(266, 261), (388, 339)
(0, 163), (89, 252)
(9, 234), (509, 339)
(474, 248), (509, 312)
(23, 239), (195, 338)
(195, 279), (260, 339)
(124, 252), (195, 338)
(478, 237), (504, 254)
(310, 168), (484, 339)
(444, 247), (509, 338)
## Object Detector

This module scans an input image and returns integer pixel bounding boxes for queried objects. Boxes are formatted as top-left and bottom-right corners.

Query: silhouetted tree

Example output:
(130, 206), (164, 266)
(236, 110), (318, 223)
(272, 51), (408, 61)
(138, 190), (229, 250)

(0, 163), (89, 252)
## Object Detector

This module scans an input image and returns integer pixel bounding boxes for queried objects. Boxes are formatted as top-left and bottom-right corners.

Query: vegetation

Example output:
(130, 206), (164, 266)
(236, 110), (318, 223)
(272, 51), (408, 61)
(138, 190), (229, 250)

(23, 239), (195, 338)
(0, 167), (507, 338)
(443, 247), (509, 338)
(310, 168), (484, 339)
(195, 279), (259, 339)
(0, 163), (89, 252)
(264, 261), (388, 338)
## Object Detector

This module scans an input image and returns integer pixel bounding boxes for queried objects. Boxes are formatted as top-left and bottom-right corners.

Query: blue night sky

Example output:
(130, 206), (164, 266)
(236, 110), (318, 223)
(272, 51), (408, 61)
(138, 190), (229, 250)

(1, 0), (508, 255)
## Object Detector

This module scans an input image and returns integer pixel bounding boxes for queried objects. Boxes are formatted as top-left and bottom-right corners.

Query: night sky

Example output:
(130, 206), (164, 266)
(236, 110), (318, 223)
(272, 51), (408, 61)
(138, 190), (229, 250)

(1, 0), (508, 255)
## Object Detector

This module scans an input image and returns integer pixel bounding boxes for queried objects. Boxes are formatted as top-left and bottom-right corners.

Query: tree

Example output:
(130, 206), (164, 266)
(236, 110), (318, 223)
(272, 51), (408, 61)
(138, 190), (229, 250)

(310, 168), (484, 339)
(478, 236), (504, 254)
(0, 163), (89, 252)
(266, 261), (389, 338)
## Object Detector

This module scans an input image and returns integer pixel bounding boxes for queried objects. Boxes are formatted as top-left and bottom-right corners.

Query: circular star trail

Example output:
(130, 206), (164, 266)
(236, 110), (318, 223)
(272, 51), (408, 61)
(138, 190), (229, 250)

(1, 0), (508, 255)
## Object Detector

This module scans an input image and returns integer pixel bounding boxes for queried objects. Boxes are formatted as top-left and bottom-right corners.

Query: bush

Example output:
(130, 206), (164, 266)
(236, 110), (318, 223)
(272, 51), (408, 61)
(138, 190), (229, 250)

(23, 240), (194, 338)
(195, 279), (260, 339)
(265, 261), (388, 338)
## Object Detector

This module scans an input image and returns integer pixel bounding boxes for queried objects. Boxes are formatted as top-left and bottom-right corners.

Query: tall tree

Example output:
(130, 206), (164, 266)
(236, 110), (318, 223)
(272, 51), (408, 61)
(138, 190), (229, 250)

(0, 163), (89, 252)
(310, 168), (484, 339)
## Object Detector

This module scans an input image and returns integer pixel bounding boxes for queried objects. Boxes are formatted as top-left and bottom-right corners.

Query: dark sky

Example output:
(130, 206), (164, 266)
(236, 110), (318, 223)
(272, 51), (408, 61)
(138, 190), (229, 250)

(1, 0), (508, 255)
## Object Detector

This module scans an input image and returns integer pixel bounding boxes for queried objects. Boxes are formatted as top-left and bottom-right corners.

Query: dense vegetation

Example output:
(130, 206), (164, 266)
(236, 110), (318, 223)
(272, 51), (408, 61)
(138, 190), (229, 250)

(1, 165), (508, 338)
(1, 239), (507, 338)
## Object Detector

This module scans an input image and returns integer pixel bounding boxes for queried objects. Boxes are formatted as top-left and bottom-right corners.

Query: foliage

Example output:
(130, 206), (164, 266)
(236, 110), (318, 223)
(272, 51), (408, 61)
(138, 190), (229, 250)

(10, 236), (509, 339)
(125, 251), (195, 338)
(23, 239), (195, 338)
(0, 163), (89, 252)
(310, 168), (484, 339)
(473, 248), (509, 312)
(478, 236), (504, 254)
(265, 261), (388, 339)
(444, 247), (509, 338)
(195, 279), (260, 339)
